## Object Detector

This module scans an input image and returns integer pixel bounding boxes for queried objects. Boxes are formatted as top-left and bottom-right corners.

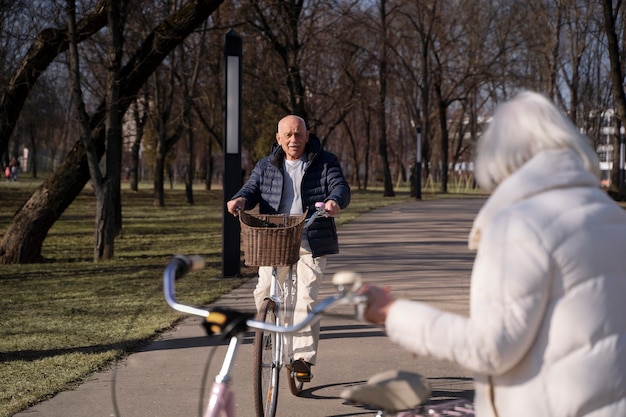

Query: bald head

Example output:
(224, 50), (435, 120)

(276, 115), (309, 160)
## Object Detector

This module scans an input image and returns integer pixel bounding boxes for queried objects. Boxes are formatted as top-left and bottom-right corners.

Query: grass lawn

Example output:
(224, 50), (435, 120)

(0, 177), (424, 417)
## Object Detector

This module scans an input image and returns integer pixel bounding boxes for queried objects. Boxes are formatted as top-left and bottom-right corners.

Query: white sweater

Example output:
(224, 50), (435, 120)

(385, 149), (626, 417)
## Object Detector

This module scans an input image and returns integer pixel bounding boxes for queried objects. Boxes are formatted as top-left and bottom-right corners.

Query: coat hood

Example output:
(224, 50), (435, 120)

(468, 148), (600, 250)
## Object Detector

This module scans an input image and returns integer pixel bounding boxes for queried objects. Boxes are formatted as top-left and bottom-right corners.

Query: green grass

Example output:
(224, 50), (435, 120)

(0, 177), (416, 417)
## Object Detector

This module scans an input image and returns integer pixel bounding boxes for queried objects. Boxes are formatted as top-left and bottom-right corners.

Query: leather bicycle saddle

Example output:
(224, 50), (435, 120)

(340, 369), (432, 413)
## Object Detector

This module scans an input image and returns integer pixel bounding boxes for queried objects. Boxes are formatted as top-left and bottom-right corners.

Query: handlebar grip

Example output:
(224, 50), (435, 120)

(171, 254), (205, 279)
(188, 255), (206, 271)
(332, 271), (362, 288)
(315, 202), (325, 209)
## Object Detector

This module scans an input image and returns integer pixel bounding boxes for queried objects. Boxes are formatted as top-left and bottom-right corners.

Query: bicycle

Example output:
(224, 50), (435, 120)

(164, 256), (475, 417)
(162, 254), (366, 417)
(236, 202), (330, 416)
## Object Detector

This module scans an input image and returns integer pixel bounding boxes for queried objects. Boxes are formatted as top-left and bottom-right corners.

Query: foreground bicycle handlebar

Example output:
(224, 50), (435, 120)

(163, 256), (475, 416)
(163, 254), (367, 337)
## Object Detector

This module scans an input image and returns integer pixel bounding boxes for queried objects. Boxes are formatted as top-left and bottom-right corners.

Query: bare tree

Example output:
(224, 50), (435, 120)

(128, 95), (148, 190)
(180, 22), (207, 204)
(601, 0), (626, 195)
(242, 0), (309, 119)
(66, 0), (127, 261)
(0, 0), (225, 264)
(373, 0), (394, 196)
(0, 0), (108, 159)
(343, 0), (397, 195)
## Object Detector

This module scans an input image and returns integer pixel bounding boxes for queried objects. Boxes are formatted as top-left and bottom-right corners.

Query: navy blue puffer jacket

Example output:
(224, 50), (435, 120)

(232, 134), (350, 258)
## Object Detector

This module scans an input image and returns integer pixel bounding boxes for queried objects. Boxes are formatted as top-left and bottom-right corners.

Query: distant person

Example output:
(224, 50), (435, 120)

(361, 91), (626, 416)
(226, 115), (350, 381)
(9, 156), (18, 181)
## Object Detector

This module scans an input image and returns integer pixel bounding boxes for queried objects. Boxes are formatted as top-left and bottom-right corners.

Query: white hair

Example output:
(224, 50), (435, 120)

(277, 115), (307, 133)
(474, 90), (601, 191)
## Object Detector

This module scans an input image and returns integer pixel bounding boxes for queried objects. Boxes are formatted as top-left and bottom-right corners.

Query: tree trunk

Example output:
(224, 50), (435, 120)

(154, 147), (166, 207)
(129, 98), (146, 191)
(378, 113), (394, 196)
(130, 133), (141, 190)
(377, 0), (394, 197)
(0, 141), (94, 263)
(436, 89), (449, 194)
(94, 181), (118, 260)
(185, 129), (195, 205)
(96, 0), (126, 261)
(204, 139), (213, 190)
(0, 0), (224, 264)
(29, 125), (38, 178)
(602, 0), (626, 195)
(342, 119), (362, 190)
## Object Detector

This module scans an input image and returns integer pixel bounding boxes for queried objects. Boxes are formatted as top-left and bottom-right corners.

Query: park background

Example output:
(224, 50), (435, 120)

(2, 0), (626, 416)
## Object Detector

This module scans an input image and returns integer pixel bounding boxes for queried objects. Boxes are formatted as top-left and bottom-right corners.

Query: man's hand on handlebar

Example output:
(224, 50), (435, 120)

(227, 197), (246, 216)
(324, 199), (340, 216)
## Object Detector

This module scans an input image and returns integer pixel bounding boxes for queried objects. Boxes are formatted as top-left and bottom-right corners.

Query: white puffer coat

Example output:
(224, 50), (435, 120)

(385, 149), (626, 417)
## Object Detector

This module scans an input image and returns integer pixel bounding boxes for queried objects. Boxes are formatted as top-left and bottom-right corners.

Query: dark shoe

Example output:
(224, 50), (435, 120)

(290, 358), (313, 382)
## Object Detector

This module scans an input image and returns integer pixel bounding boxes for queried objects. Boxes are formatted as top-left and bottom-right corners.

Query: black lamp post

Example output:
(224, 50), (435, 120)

(222, 29), (242, 277)
(415, 125), (422, 200)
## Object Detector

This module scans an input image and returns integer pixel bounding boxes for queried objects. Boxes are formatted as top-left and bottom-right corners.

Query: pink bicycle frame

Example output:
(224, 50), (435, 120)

(204, 382), (235, 417)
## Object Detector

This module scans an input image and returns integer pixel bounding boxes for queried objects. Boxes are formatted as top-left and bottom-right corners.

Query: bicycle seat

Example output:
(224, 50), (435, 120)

(340, 370), (431, 412)
(332, 270), (362, 288)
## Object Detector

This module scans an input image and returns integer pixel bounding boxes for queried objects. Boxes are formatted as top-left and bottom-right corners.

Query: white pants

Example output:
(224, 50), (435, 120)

(254, 242), (326, 365)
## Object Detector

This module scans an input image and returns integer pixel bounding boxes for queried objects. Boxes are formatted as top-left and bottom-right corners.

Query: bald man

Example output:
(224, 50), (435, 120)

(227, 115), (350, 381)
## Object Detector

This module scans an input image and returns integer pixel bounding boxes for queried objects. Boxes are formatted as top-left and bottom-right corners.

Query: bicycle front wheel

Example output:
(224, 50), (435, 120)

(253, 299), (280, 417)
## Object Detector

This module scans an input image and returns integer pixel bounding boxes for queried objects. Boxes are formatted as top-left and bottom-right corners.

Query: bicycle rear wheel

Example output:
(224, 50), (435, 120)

(253, 299), (280, 417)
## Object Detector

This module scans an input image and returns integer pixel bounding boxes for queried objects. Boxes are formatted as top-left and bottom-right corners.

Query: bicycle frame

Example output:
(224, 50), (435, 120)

(258, 203), (330, 381)
(204, 336), (240, 417)
(165, 255), (474, 417)
(265, 264), (298, 370)
(270, 203), (329, 372)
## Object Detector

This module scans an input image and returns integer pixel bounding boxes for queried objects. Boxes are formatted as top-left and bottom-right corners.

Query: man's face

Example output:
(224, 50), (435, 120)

(276, 116), (309, 160)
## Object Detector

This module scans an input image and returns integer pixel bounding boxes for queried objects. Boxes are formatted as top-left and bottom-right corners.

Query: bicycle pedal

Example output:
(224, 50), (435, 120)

(293, 371), (312, 382)
(289, 359), (313, 382)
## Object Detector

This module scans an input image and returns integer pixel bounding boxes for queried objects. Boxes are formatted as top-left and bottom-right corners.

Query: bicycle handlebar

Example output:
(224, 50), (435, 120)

(303, 202), (328, 229)
(234, 201), (329, 230)
(163, 255), (210, 318)
(163, 255), (367, 337)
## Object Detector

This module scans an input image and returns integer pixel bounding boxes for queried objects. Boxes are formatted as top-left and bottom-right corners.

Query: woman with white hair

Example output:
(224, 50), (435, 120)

(362, 91), (626, 416)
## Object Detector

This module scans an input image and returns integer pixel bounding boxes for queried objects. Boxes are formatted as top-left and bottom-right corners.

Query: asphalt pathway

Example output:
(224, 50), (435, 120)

(15, 197), (486, 417)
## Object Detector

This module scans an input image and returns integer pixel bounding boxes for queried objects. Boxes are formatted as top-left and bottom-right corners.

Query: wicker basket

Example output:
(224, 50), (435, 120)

(239, 211), (307, 266)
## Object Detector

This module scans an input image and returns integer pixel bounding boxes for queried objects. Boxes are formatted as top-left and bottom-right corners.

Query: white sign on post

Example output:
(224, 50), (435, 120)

(226, 55), (240, 155)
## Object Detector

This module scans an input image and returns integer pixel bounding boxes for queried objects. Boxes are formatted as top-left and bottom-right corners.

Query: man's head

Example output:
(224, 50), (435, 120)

(276, 115), (309, 160)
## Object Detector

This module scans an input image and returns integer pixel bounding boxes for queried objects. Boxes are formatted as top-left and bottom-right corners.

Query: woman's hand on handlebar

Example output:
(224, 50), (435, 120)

(227, 197), (246, 216)
(359, 284), (396, 325)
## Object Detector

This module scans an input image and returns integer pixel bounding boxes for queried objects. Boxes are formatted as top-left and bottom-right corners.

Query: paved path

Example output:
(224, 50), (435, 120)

(15, 197), (485, 417)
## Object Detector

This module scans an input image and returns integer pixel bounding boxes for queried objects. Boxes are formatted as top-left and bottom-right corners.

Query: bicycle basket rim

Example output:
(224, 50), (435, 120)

(239, 211), (307, 266)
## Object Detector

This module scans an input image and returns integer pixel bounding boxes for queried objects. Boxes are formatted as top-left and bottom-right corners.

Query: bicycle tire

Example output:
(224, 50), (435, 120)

(253, 299), (280, 417)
